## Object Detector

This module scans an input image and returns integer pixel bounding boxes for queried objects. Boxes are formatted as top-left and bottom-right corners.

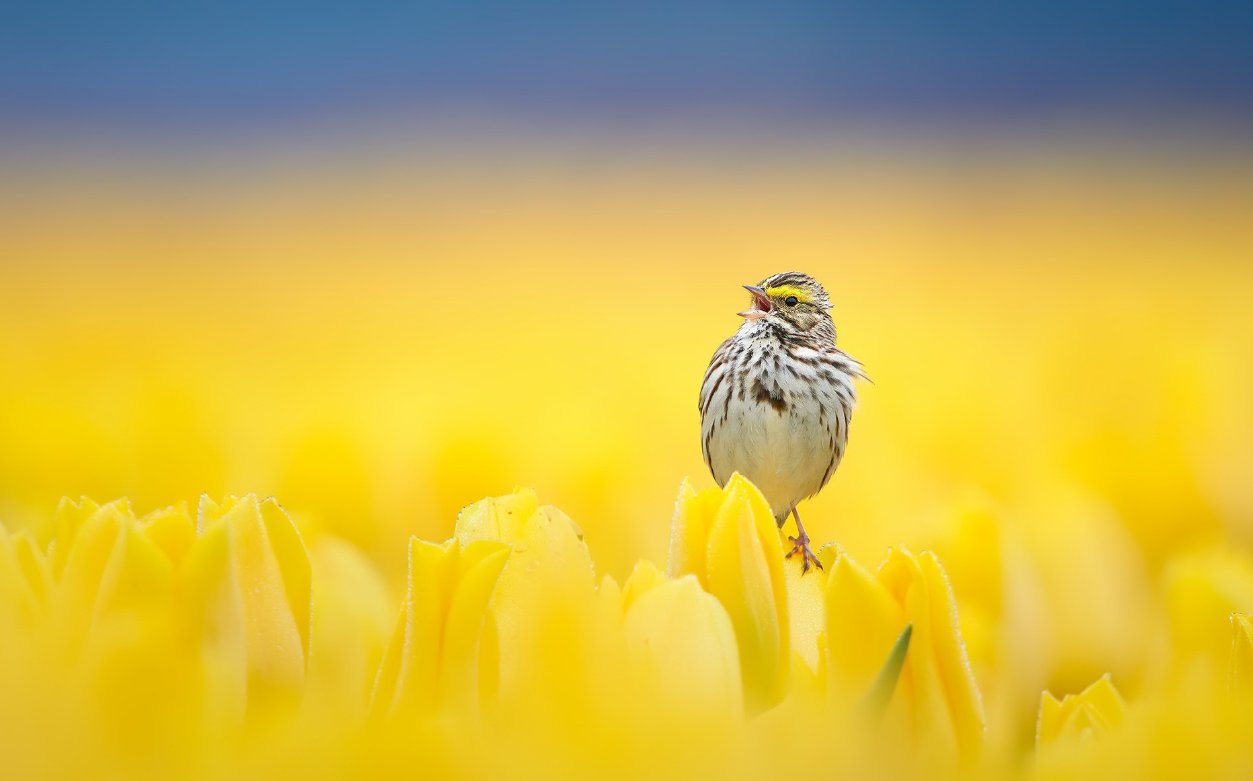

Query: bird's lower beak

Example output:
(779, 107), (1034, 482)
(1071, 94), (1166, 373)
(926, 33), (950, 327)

(738, 285), (771, 320)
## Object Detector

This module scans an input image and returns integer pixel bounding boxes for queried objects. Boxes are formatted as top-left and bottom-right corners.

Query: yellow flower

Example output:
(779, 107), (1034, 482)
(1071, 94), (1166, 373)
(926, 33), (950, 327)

(454, 487), (596, 603)
(825, 546), (986, 764)
(31, 496), (313, 719)
(182, 495), (313, 717)
(0, 494), (319, 762)
(369, 536), (510, 719)
(668, 475), (790, 713)
(45, 498), (178, 629)
(613, 559), (742, 718)
(452, 488), (600, 707)
(304, 536), (394, 719)
(1036, 674), (1126, 749)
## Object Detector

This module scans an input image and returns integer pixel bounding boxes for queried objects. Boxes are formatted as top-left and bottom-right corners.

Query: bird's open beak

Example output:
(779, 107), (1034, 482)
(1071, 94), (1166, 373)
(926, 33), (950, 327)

(738, 285), (771, 320)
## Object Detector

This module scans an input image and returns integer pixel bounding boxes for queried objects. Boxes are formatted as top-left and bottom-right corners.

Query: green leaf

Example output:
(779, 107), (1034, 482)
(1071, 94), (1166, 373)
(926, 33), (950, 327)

(862, 624), (913, 718)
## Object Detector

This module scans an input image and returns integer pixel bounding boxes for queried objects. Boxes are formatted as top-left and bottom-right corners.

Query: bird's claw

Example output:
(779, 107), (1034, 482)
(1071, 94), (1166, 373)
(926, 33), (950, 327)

(785, 533), (823, 574)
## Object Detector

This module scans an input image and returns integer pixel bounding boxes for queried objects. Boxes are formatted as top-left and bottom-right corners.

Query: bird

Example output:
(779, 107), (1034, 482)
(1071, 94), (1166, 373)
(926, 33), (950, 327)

(698, 271), (865, 573)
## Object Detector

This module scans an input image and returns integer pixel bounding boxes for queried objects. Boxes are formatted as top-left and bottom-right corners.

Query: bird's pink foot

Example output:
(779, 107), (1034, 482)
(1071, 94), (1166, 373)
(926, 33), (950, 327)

(785, 531), (823, 574)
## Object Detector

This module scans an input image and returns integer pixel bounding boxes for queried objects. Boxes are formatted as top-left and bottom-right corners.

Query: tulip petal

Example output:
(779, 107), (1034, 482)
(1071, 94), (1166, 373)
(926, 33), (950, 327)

(137, 503), (196, 567)
(667, 479), (711, 583)
(825, 549), (903, 700)
(372, 538), (510, 718)
(785, 546), (827, 673)
(47, 496), (101, 577)
(621, 573), (743, 718)
(439, 541), (512, 713)
(1037, 673), (1125, 749)
(705, 474), (789, 712)
(305, 537), (393, 718)
(183, 495), (311, 717)
(453, 488), (541, 546)
(879, 549), (986, 762)
(260, 497), (313, 663)
(620, 559), (670, 613)
(55, 500), (173, 634)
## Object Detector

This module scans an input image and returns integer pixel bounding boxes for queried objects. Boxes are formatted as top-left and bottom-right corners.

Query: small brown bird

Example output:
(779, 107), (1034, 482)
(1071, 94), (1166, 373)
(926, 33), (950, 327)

(698, 272), (865, 572)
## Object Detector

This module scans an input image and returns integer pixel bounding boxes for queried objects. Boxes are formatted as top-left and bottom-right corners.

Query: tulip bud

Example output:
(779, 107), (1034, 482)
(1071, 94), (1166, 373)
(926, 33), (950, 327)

(668, 475), (789, 713)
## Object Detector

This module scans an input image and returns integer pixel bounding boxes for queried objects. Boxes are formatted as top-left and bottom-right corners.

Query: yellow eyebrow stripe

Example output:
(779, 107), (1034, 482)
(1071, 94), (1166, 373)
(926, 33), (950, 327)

(764, 284), (810, 303)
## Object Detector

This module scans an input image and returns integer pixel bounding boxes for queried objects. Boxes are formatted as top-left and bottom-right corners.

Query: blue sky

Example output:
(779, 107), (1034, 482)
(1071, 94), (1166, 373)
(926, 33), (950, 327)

(3, 1), (1251, 130)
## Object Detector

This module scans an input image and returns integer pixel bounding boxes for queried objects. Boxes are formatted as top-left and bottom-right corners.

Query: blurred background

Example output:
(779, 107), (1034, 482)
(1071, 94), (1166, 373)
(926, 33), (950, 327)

(2, 0), (1252, 702)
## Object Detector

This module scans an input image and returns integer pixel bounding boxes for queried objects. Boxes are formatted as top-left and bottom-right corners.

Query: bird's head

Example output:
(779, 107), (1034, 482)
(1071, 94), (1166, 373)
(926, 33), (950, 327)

(739, 272), (835, 339)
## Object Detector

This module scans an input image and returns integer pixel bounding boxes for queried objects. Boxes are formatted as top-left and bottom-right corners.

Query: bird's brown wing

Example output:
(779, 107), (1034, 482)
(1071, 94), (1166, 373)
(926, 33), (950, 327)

(698, 337), (735, 476)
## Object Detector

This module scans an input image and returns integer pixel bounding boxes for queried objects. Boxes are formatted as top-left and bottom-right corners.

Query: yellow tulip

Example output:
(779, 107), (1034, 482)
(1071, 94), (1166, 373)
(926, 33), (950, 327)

(453, 488), (599, 706)
(304, 536), (394, 719)
(668, 475), (789, 713)
(825, 546), (985, 764)
(29, 496), (312, 719)
(614, 560), (743, 719)
(137, 502), (197, 567)
(2, 496), (390, 769)
(1036, 674), (1126, 749)
(454, 488), (596, 604)
(370, 537), (510, 719)
(43, 498), (178, 647)
(45, 496), (101, 575)
(6, 499), (201, 760)
(824, 548), (900, 695)
(182, 495), (313, 718)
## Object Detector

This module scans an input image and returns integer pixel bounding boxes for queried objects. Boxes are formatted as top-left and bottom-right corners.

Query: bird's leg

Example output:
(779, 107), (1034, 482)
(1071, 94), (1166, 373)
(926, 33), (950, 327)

(784, 507), (823, 574)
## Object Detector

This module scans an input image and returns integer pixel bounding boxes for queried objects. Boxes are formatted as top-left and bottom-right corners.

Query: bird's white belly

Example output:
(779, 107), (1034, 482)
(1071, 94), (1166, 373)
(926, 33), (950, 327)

(708, 388), (834, 522)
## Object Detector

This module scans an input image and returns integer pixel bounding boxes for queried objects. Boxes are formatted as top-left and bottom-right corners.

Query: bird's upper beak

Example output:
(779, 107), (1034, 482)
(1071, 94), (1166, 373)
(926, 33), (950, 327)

(738, 285), (771, 320)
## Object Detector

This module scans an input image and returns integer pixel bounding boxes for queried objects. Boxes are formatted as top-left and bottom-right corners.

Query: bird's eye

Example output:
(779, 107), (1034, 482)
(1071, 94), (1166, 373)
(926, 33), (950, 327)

(785, 296), (799, 307)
